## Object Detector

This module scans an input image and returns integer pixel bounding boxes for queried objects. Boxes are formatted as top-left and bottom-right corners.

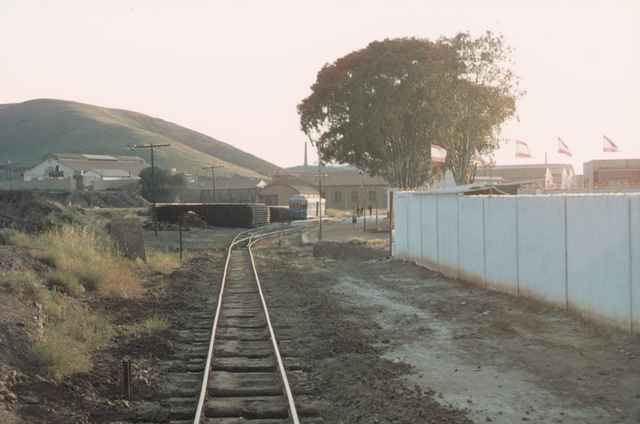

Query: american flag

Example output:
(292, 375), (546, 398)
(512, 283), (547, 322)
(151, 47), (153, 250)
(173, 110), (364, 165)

(431, 144), (447, 163)
(603, 135), (619, 152)
(557, 137), (572, 157)
(515, 140), (532, 158)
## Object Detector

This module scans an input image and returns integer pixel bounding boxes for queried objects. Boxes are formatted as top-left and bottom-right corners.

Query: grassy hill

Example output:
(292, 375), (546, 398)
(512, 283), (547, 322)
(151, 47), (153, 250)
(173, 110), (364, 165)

(0, 99), (280, 178)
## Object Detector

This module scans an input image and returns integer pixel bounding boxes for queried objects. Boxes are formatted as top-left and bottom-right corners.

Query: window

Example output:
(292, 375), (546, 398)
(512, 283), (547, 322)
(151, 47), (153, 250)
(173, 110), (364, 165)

(368, 190), (377, 202)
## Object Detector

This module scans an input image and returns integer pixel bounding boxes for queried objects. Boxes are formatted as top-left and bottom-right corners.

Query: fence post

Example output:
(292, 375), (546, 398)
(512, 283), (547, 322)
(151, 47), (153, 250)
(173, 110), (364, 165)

(389, 191), (394, 257)
(515, 196), (520, 297)
(628, 196), (634, 334)
(482, 197), (488, 287)
(563, 197), (569, 310)
(435, 195), (440, 271)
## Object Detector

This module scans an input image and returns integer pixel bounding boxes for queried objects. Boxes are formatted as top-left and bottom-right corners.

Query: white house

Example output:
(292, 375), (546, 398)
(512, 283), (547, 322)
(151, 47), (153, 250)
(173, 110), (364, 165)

(24, 153), (147, 189)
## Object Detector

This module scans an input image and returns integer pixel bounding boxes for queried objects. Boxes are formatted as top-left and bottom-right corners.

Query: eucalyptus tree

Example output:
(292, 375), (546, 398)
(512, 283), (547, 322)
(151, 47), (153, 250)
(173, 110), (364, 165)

(298, 33), (522, 188)
(298, 38), (460, 189)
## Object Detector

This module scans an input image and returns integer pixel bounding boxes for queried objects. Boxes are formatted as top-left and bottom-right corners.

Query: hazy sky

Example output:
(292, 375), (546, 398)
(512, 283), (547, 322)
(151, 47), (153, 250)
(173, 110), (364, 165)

(1, 0), (638, 173)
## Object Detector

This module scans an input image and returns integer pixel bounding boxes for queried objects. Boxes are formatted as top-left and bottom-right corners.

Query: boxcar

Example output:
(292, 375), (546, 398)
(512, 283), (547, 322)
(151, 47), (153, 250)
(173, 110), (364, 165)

(288, 195), (325, 220)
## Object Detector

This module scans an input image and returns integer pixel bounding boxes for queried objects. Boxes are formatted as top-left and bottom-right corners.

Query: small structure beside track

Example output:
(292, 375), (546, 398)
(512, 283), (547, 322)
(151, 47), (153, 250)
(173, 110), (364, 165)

(154, 203), (270, 228)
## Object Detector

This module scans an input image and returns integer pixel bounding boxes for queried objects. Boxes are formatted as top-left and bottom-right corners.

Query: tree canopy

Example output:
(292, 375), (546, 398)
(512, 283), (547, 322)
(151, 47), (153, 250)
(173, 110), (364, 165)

(139, 167), (186, 202)
(298, 32), (521, 188)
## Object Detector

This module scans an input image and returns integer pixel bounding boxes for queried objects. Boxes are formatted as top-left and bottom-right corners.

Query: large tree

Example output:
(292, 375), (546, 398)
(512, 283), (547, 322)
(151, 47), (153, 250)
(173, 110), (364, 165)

(442, 31), (521, 184)
(298, 38), (461, 189)
(298, 33), (521, 188)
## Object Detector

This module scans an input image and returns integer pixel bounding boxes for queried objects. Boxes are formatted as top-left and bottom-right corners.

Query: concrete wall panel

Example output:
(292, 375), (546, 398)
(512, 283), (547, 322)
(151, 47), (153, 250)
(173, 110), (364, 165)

(517, 196), (566, 305)
(485, 197), (518, 294)
(437, 195), (460, 278)
(407, 193), (423, 261)
(567, 196), (631, 329)
(631, 196), (640, 333)
(418, 195), (438, 268)
(458, 197), (485, 285)
(395, 193), (410, 258)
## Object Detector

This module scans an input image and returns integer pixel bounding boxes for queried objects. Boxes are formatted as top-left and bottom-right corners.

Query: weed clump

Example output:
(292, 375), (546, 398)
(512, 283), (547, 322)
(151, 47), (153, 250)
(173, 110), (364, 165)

(125, 316), (169, 337)
(146, 250), (181, 275)
(34, 297), (113, 381)
(12, 225), (143, 298)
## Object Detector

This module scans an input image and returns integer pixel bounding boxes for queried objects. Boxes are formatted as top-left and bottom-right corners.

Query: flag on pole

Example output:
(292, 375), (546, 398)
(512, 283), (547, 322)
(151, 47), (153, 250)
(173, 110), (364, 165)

(515, 140), (532, 158)
(431, 144), (447, 163)
(557, 137), (572, 157)
(544, 168), (555, 189)
(603, 135), (619, 152)
(475, 151), (496, 167)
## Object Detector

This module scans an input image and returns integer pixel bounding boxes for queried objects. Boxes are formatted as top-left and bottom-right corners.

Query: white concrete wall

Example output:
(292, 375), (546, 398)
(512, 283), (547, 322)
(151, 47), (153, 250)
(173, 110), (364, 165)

(566, 196), (631, 329)
(417, 195), (438, 269)
(458, 197), (485, 285)
(393, 191), (640, 333)
(631, 196), (640, 332)
(517, 196), (566, 305)
(485, 197), (518, 294)
(437, 195), (460, 278)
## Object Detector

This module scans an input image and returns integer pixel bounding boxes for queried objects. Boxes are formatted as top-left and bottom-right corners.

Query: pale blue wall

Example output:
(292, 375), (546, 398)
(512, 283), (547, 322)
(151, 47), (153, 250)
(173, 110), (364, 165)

(393, 192), (640, 333)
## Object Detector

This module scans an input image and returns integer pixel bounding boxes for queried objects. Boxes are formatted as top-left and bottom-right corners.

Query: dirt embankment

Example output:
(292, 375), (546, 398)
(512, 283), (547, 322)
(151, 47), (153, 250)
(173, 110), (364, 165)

(255, 237), (472, 424)
(0, 222), (234, 423)
(0, 190), (149, 233)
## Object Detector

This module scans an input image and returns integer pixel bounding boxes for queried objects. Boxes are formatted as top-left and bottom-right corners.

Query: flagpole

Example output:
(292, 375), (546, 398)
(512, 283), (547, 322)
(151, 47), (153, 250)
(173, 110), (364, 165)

(545, 152), (548, 165)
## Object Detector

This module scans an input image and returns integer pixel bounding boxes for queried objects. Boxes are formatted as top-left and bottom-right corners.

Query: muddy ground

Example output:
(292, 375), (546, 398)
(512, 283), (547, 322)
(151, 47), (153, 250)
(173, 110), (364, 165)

(254, 234), (640, 424)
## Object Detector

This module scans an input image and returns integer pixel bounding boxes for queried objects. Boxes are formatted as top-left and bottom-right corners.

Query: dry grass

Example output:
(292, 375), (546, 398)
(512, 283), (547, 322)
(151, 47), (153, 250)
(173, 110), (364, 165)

(12, 225), (143, 298)
(34, 296), (113, 381)
(146, 250), (181, 275)
(0, 270), (43, 300)
(46, 270), (84, 297)
(124, 316), (169, 337)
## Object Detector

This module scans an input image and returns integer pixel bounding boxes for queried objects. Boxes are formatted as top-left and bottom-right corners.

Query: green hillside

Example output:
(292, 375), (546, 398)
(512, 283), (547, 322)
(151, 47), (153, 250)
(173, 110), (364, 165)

(0, 99), (280, 178)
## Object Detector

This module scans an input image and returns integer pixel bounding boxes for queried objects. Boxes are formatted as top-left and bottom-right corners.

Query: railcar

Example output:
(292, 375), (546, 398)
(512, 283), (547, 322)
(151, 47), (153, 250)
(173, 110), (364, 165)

(288, 194), (325, 220)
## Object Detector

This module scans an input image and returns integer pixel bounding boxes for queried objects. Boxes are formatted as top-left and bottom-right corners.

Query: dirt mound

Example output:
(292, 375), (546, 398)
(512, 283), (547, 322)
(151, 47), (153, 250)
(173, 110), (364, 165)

(0, 191), (83, 233)
(313, 240), (388, 260)
(65, 190), (149, 208)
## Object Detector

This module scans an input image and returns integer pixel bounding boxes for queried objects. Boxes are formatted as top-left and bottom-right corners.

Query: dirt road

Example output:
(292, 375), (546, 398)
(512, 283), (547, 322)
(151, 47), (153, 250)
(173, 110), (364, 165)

(255, 234), (640, 424)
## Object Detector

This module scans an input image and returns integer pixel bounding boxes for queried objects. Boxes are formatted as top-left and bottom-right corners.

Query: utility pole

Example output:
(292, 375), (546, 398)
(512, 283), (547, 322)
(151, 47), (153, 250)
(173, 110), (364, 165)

(317, 161), (327, 241)
(202, 165), (224, 202)
(359, 170), (366, 232)
(129, 143), (170, 236)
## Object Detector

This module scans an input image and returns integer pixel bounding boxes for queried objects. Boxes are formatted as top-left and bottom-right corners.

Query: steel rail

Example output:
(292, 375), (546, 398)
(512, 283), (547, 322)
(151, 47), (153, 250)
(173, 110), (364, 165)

(192, 228), (251, 424)
(248, 231), (301, 424)
(192, 225), (303, 424)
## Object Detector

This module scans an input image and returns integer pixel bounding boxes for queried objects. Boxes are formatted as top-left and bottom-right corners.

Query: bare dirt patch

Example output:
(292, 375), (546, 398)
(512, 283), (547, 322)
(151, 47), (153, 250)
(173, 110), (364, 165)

(255, 237), (472, 424)
(255, 235), (640, 424)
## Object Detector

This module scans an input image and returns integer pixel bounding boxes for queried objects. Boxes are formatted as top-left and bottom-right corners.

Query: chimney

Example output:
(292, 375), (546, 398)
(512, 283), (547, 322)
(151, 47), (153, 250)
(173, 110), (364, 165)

(304, 142), (308, 167)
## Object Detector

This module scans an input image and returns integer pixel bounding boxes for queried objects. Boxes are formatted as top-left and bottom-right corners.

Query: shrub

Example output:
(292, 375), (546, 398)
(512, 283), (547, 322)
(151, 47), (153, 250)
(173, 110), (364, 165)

(34, 297), (113, 381)
(12, 225), (143, 299)
(0, 270), (43, 300)
(46, 270), (84, 297)
(146, 250), (181, 275)
(125, 316), (169, 337)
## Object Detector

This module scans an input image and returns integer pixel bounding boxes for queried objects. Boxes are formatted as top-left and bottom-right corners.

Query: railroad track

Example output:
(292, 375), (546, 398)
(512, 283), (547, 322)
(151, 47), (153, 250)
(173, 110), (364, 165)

(179, 227), (321, 424)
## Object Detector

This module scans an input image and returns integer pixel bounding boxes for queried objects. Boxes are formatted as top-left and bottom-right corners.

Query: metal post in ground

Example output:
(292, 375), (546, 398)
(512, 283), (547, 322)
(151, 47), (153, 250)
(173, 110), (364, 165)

(375, 207), (378, 228)
(389, 191), (394, 257)
(122, 359), (133, 401)
(178, 214), (184, 263)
